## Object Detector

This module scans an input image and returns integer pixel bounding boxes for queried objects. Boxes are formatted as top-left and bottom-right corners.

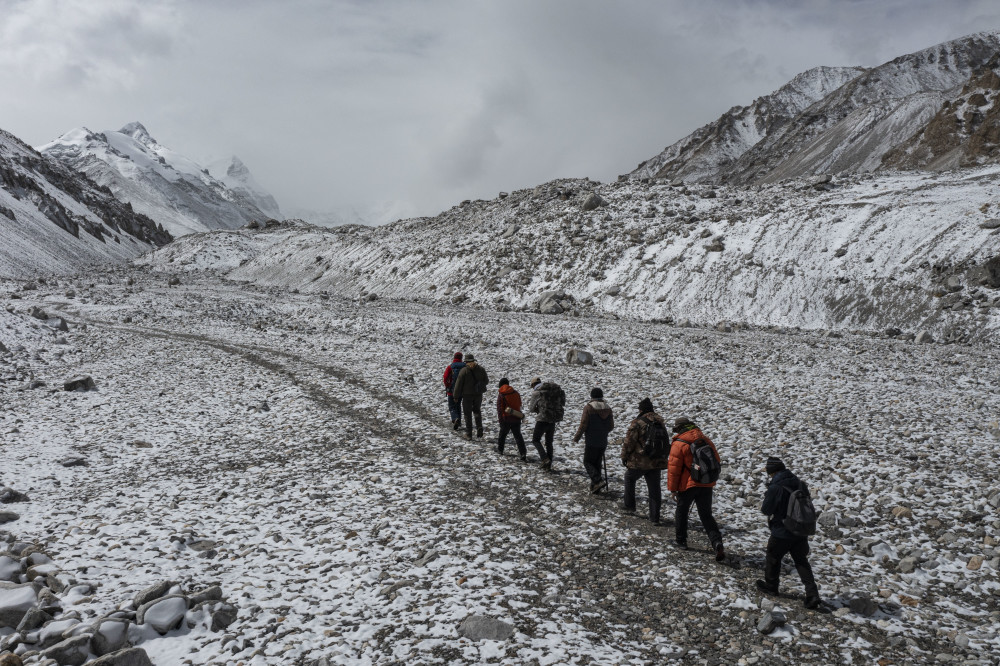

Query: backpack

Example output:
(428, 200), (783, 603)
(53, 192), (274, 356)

(448, 362), (465, 393)
(641, 417), (671, 460)
(782, 482), (818, 537)
(687, 437), (721, 484)
(537, 383), (566, 422)
(474, 368), (488, 394)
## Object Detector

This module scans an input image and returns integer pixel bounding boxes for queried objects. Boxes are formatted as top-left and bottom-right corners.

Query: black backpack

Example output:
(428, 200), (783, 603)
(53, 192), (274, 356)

(641, 417), (670, 460)
(474, 368), (488, 394)
(537, 383), (566, 422)
(782, 482), (818, 537)
(449, 362), (466, 393)
(688, 437), (721, 484)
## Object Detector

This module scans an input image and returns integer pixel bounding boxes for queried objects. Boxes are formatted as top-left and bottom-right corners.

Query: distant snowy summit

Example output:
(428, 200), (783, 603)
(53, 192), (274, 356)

(633, 31), (1000, 184)
(39, 123), (281, 237)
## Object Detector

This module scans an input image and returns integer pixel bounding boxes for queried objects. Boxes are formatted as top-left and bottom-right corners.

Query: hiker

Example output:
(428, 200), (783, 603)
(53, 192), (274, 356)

(620, 397), (668, 522)
(496, 378), (527, 460)
(668, 416), (725, 561)
(452, 354), (489, 439)
(442, 352), (466, 431)
(573, 387), (614, 493)
(526, 377), (566, 470)
(757, 457), (821, 609)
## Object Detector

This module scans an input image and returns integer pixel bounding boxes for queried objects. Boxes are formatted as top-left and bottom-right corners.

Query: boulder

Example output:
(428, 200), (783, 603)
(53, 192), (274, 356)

(565, 349), (594, 366)
(915, 330), (934, 344)
(39, 634), (91, 666)
(59, 457), (87, 468)
(501, 224), (519, 239)
(849, 595), (878, 616)
(188, 585), (223, 606)
(945, 275), (963, 292)
(88, 648), (153, 666)
(979, 218), (1000, 229)
(63, 375), (96, 392)
(0, 556), (19, 583)
(581, 193), (604, 211)
(91, 619), (130, 655)
(210, 603), (238, 632)
(457, 615), (515, 641)
(897, 557), (918, 574)
(536, 291), (565, 315)
(133, 581), (173, 608)
(0, 652), (23, 665)
(0, 512), (17, 525)
(136, 595), (187, 634)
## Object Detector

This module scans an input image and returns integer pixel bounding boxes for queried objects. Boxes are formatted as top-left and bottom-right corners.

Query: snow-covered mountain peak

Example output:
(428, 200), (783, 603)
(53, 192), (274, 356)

(207, 155), (281, 220)
(40, 124), (280, 235)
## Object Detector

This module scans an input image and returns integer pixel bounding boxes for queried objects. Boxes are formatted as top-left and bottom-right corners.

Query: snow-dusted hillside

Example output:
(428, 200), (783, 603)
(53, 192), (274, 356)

(38, 123), (279, 237)
(634, 31), (1000, 185)
(0, 128), (171, 279)
(140, 168), (1000, 342)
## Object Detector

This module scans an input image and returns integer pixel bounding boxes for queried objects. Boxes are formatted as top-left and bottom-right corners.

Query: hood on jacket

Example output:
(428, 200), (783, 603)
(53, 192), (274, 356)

(498, 384), (517, 396)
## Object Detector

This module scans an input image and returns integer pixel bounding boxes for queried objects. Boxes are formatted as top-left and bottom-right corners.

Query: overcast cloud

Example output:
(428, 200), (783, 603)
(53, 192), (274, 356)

(2, 0), (999, 222)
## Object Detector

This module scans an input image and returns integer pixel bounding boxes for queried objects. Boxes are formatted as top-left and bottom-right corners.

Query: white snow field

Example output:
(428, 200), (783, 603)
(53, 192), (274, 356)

(2, 271), (998, 665)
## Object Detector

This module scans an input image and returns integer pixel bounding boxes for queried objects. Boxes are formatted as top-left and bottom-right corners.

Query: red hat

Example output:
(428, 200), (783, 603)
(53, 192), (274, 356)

(453, 352), (463, 360)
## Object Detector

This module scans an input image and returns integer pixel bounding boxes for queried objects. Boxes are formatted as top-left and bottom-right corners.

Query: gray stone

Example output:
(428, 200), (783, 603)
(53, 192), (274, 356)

(210, 603), (237, 632)
(15, 608), (51, 632)
(59, 458), (87, 468)
(501, 224), (520, 239)
(91, 619), (130, 655)
(537, 291), (565, 315)
(605, 286), (621, 296)
(63, 375), (95, 392)
(457, 615), (515, 641)
(979, 218), (1000, 230)
(133, 581), (172, 608)
(43, 318), (69, 333)
(817, 511), (839, 527)
(188, 585), (223, 606)
(757, 610), (786, 634)
(88, 648), (153, 666)
(0, 513), (17, 525)
(414, 550), (439, 568)
(915, 330), (934, 344)
(167, 276), (181, 286)
(136, 595), (187, 634)
(565, 348), (594, 366)
(581, 193), (604, 211)
(849, 596), (878, 616)
(39, 634), (91, 666)
(897, 557), (918, 574)
(0, 555), (19, 583)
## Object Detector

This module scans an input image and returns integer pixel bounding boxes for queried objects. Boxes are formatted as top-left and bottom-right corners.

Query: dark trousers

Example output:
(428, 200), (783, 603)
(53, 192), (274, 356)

(447, 394), (462, 423)
(583, 443), (606, 484)
(624, 468), (662, 522)
(498, 422), (526, 457)
(764, 536), (818, 596)
(532, 421), (556, 461)
(675, 486), (722, 547)
(462, 394), (483, 435)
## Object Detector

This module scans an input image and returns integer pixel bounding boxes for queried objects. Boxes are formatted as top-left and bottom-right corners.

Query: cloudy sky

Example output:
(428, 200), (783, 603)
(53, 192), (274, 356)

(2, 0), (1000, 223)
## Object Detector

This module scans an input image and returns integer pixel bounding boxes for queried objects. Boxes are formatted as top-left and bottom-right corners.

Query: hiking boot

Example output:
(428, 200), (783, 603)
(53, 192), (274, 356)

(651, 519), (661, 526)
(673, 540), (688, 550)
(519, 455), (527, 462)
(756, 580), (779, 595)
(590, 479), (608, 494)
(476, 428), (484, 439)
(619, 503), (635, 514)
(539, 458), (551, 470)
(462, 432), (472, 441)
(452, 419), (461, 431)
(715, 543), (726, 562)
(804, 594), (821, 610)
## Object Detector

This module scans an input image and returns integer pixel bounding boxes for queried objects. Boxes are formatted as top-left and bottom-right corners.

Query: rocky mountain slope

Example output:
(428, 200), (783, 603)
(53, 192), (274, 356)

(206, 156), (281, 220)
(633, 31), (1000, 184)
(140, 166), (1000, 342)
(38, 123), (279, 237)
(0, 127), (171, 279)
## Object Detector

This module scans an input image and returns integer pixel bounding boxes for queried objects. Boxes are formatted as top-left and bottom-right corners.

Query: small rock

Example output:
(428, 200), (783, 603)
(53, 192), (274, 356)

(59, 457), (87, 468)
(979, 218), (1000, 230)
(0, 512), (18, 525)
(0, 651), (23, 665)
(757, 610), (786, 634)
(897, 557), (918, 574)
(210, 603), (237, 631)
(0, 488), (28, 504)
(136, 595), (187, 634)
(581, 193), (604, 211)
(63, 375), (96, 392)
(457, 615), (515, 641)
(39, 634), (91, 666)
(91, 619), (130, 655)
(915, 330), (934, 344)
(88, 647), (154, 666)
(891, 506), (913, 519)
(967, 555), (984, 571)
(133, 581), (173, 608)
(849, 596), (878, 617)
(565, 348), (594, 365)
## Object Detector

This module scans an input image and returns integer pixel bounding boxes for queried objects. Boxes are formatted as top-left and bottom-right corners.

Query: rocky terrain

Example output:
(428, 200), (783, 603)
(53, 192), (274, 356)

(0, 129), (171, 280)
(38, 124), (279, 238)
(140, 165), (1000, 342)
(1, 269), (998, 665)
(633, 31), (1000, 185)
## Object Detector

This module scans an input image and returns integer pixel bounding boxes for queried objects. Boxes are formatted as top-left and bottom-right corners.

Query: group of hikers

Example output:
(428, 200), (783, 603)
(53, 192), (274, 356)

(443, 351), (821, 609)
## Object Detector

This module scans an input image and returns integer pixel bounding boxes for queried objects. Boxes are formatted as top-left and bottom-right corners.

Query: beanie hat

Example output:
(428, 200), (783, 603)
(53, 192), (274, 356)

(465, 354), (477, 363)
(498, 378), (509, 388)
(765, 457), (786, 475)
(672, 416), (695, 433)
(530, 377), (542, 388)
(453, 352), (463, 360)
(638, 397), (654, 414)
(590, 387), (604, 400)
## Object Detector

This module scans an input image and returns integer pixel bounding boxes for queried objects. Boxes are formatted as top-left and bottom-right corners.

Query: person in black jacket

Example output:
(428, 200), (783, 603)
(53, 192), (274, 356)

(756, 457), (820, 609)
(572, 387), (614, 493)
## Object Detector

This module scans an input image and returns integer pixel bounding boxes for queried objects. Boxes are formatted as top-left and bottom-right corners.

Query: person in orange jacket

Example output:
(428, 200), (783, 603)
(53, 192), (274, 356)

(667, 416), (725, 560)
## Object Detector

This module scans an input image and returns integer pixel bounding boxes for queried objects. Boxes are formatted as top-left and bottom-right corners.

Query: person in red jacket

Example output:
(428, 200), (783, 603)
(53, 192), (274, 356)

(496, 378), (527, 460)
(667, 416), (725, 560)
(442, 352), (466, 430)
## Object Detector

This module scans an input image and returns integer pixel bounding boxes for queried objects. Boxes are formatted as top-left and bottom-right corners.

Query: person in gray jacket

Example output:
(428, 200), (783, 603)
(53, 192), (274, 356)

(526, 377), (565, 470)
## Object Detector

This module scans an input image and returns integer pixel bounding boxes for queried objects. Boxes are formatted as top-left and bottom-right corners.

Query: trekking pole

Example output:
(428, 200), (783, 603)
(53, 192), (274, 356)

(602, 451), (608, 492)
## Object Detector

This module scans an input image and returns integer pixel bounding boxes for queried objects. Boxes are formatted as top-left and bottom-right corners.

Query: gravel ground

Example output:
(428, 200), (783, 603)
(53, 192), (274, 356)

(1, 270), (998, 665)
